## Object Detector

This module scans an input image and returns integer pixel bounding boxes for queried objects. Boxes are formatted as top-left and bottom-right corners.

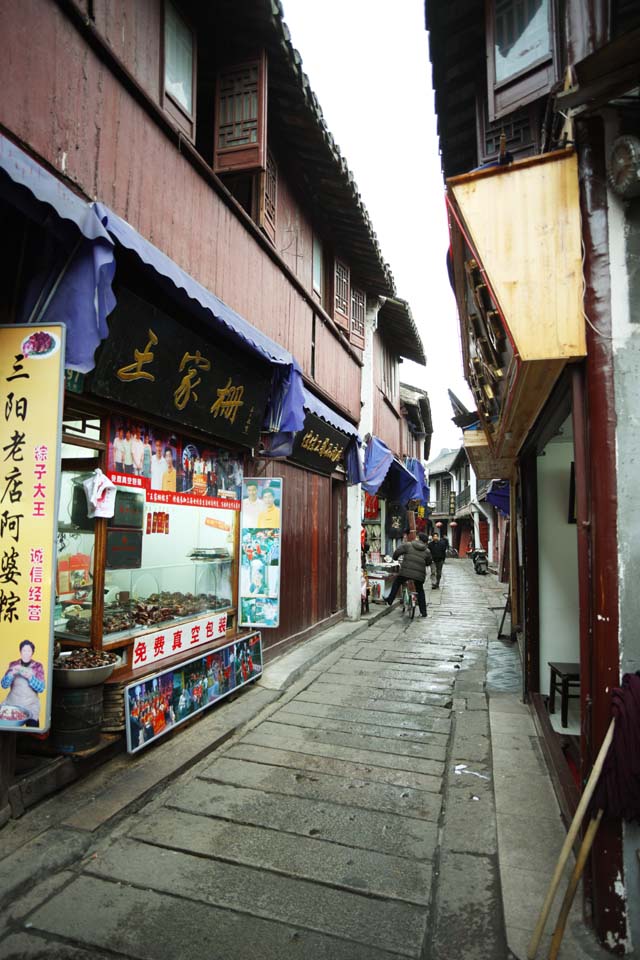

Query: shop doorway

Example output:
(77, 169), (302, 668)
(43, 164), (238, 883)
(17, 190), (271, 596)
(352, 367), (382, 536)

(537, 416), (580, 735)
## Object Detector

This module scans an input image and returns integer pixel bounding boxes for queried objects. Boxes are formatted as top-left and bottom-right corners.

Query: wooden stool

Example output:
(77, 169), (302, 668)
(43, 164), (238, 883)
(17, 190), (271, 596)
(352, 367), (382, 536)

(548, 661), (580, 728)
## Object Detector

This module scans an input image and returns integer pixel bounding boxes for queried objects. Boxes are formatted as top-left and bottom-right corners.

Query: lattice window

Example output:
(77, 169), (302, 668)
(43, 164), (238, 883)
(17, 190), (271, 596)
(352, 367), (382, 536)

(350, 286), (365, 340)
(335, 260), (350, 320)
(478, 97), (539, 164)
(257, 149), (277, 243)
(218, 66), (259, 149)
(214, 53), (267, 174)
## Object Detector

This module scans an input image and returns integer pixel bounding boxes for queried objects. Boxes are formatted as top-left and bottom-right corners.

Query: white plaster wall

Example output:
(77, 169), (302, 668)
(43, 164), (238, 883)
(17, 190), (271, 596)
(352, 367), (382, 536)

(537, 441), (580, 694)
(346, 298), (380, 621)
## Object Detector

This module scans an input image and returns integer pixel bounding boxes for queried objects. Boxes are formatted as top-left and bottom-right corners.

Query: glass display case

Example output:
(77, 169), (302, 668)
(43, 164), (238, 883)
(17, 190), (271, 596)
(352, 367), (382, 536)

(56, 469), (238, 644)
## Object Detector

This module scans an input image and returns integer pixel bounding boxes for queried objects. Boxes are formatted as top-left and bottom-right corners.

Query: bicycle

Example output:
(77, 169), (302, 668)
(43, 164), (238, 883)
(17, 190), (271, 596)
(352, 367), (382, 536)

(400, 579), (418, 620)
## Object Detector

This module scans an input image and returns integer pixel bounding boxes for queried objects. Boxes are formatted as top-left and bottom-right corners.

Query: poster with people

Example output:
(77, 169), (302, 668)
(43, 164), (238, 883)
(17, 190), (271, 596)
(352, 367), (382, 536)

(107, 417), (243, 503)
(0, 324), (65, 734)
(239, 478), (282, 628)
(125, 631), (262, 753)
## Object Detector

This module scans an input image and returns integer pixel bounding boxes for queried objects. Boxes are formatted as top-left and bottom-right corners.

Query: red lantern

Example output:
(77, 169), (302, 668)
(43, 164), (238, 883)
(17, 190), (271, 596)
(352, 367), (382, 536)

(435, 521), (443, 527)
(450, 521), (458, 527)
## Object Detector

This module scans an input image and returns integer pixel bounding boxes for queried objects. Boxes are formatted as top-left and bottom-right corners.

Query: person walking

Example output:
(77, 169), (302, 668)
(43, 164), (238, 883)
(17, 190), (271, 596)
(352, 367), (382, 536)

(385, 532), (432, 617)
(429, 532), (447, 588)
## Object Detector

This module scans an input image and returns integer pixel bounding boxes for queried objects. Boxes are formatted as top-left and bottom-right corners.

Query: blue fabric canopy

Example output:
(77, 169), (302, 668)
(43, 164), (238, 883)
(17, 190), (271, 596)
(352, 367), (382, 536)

(260, 387), (363, 484)
(0, 135), (117, 373)
(486, 481), (510, 515)
(0, 135), (111, 243)
(404, 457), (429, 503)
(93, 202), (305, 434)
(362, 437), (422, 503)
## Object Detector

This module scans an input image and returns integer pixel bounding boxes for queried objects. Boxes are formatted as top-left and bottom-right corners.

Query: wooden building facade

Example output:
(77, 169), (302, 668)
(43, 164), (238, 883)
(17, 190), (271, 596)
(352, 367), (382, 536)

(427, 0), (640, 950)
(0, 0), (426, 813)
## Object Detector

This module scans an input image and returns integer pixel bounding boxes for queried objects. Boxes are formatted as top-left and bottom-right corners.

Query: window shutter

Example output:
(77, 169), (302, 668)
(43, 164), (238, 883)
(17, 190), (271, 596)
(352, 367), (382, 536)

(258, 149), (277, 244)
(350, 286), (365, 346)
(334, 259), (350, 329)
(214, 52), (268, 174)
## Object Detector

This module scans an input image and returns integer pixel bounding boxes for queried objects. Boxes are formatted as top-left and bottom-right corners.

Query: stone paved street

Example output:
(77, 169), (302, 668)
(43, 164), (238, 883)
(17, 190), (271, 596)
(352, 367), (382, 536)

(0, 562), (522, 959)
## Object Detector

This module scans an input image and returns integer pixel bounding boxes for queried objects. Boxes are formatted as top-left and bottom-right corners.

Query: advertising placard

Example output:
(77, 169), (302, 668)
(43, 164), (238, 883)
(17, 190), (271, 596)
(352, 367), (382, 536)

(0, 324), (65, 734)
(129, 612), (229, 671)
(125, 631), (262, 753)
(239, 478), (282, 628)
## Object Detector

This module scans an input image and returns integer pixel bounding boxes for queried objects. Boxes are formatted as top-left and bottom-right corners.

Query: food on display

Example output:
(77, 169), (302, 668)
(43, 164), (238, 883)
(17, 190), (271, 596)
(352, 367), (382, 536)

(63, 591), (232, 637)
(53, 649), (118, 669)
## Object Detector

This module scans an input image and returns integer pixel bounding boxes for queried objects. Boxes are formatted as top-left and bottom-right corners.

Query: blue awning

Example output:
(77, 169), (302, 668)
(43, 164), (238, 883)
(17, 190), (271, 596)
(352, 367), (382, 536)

(0, 135), (111, 243)
(404, 457), (430, 503)
(0, 135), (117, 374)
(302, 386), (359, 438)
(93, 202), (305, 434)
(486, 480), (510, 515)
(362, 436), (422, 503)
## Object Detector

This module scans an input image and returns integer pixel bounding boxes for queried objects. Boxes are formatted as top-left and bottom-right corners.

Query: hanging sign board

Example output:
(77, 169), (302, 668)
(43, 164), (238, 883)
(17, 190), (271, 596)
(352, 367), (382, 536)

(289, 412), (348, 476)
(89, 288), (272, 448)
(0, 324), (65, 734)
(238, 477), (282, 628)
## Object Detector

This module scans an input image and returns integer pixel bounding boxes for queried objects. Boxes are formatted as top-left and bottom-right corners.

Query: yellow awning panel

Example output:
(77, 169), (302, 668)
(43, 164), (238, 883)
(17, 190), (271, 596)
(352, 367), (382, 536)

(448, 150), (586, 363)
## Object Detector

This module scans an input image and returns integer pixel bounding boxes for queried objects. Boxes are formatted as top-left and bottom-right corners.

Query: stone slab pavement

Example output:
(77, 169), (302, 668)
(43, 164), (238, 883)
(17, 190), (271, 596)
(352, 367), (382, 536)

(0, 560), (618, 959)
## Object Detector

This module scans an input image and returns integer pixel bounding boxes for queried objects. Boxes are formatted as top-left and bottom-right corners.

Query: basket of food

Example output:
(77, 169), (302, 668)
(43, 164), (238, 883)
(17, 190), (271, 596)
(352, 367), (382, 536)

(53, 649), (120, 688)
(0, 704), (30, 726)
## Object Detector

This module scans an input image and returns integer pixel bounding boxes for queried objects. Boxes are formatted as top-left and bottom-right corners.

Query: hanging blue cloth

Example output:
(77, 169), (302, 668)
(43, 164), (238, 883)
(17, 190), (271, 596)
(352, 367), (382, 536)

(363, 437), (422, 503)
(486, 481), (510, 515)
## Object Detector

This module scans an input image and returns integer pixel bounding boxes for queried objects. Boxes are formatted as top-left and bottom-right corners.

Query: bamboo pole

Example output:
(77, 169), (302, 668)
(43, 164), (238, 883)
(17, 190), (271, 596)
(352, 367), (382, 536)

(527, 718), (614, 959)
(548, 809), (604, 960)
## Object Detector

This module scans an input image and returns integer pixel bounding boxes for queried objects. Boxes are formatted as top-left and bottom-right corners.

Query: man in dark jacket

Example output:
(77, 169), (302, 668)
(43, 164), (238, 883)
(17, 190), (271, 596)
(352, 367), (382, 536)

(429, 532), (447, 588)
(385, 533), (432, 617)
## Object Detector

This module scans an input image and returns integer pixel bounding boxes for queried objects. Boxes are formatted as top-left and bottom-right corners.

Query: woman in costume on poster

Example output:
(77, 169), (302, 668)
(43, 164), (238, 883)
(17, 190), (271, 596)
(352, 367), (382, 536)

(0, 640), (45, 727)
(161, 448), (177, 492)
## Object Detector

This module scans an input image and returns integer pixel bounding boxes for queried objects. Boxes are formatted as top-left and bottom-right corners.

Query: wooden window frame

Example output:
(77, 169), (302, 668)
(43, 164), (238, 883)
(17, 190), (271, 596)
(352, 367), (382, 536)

(312, 234), (323, 303)
(381, 340), (398, 403)
(350, 284), (366, 349)
(485, 0), (558, 122)
(258, 148), (277, 244)
(161, 0), (197, 142)
(334, 258), (350, 331)
(214, 51), (268, 174)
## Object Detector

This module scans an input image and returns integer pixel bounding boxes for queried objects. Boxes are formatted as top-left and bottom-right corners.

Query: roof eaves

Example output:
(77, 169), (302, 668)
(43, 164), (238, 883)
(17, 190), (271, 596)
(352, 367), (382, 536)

(267, 2), (396, 295)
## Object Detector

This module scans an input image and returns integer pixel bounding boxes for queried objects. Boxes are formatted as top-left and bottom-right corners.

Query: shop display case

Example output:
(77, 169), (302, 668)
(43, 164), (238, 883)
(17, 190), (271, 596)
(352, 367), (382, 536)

(55, 468), (237, 646)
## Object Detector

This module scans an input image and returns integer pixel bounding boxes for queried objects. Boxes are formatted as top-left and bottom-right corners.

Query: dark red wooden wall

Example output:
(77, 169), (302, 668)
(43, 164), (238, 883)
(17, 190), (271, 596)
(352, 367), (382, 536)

(0, 0), (361, 422)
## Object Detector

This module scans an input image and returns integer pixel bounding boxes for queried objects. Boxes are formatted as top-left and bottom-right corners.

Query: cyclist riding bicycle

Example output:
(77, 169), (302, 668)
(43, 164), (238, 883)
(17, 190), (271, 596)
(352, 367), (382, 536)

(384, 532), (432, 618)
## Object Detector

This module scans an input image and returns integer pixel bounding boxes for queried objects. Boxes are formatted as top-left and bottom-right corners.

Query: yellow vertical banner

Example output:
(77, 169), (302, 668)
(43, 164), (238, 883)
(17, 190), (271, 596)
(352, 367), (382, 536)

(0, 324), (65, 734)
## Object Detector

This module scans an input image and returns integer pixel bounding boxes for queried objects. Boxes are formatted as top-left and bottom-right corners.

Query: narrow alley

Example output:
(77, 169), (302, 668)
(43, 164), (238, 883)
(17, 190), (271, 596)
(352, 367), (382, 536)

(1, 561), (605, 960)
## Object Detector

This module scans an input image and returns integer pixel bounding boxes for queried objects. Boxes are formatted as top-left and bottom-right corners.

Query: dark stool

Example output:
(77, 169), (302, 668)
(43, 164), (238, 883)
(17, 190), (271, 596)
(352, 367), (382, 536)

(548, 661), (580, 728)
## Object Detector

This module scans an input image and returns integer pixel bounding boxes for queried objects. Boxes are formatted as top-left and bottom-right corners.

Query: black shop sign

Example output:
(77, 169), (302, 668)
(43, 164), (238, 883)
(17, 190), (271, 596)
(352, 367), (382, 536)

(290, 412), (349, 476)
(89, 289), (272, 447)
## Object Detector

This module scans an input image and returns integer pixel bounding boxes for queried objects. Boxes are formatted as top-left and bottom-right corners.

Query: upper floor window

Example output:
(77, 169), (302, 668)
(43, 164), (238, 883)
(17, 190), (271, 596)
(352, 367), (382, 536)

(350, 286), (365, 345)
(162, 2), (196, 139)
(494, 0), (551, 83)
(382, 342), (397, 401)
(486, 0), (556, 120)
(214, 53), (268, 174)
(334, 259), (350, 328)
(312, 235), (323, 299)
(259, 148), (277, 244)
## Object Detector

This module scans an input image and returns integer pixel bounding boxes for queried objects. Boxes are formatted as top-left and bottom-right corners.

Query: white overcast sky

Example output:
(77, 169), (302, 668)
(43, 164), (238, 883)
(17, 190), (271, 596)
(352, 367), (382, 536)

(280, 0), (474, 459)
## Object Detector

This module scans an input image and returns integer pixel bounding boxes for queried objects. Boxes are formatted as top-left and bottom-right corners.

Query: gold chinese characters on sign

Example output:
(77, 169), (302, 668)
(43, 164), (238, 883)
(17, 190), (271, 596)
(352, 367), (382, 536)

(300, 430), (345, 463)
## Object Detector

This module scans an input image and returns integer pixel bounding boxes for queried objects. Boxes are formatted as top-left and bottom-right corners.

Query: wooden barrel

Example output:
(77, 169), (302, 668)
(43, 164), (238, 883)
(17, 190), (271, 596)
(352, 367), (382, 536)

(50, 685), (104, 753)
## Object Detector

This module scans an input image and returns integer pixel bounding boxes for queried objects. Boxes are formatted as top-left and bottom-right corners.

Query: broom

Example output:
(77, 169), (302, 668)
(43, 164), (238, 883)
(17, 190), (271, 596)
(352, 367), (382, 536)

(527, 672), (640, 959)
